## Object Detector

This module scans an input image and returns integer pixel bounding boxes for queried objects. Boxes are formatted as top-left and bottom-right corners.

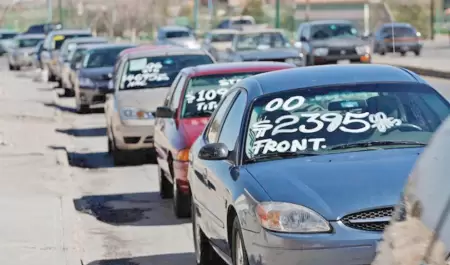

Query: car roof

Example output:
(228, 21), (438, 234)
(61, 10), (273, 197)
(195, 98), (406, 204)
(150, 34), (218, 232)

(159, 25), (190, 32)
(65, 36), (108, 43)
(84, 43), (135, 51)
(242, 64), (423, 95)
(123, 46), (209, 60)
(48, 29), (91, 35)
(303, 20), (354, 26)
(209, 29), (239, 34)
(236, 28), (283, 34)
(182, 62), (295, 77)
(16, 33), (46, 39)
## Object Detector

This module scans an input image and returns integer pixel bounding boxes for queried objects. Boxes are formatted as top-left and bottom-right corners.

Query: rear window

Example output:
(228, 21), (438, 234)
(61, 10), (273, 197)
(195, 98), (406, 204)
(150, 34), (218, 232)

(119, 54), (213, 90)
(181, 72), (261, 118)
(52, 34), (92, 50)
(82, 47), (131, 68)
(382, 26), (416, 37)
(211, 34), (235, 42)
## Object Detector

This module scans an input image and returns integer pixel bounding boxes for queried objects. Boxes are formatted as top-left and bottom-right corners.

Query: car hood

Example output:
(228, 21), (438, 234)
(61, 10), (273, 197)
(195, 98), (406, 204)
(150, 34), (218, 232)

(311, 36), (367, 48)
(167, 37), (199, 47)
(236, 48), (299, 60)
(115, 87), (170, 111)
(79, 66), (113, 80)
(245, 148), (421, 220)
(178, 118), (209, 147)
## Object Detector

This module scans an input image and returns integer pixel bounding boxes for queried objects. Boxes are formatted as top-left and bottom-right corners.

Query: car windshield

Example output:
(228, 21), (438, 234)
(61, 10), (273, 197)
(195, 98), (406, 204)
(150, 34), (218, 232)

(181, 72), (261, 118)
(235, 32), (289, 50)
(211, 33), (235, 42)
(63, 41), (105, 57)
(119, 54), (213, 91)
(71, 48), (87, 64)
(53, 34), (92, 50)
(17, 38), (42, 48)
(231, 19), (253, 26)
(310, 23), (359, 40)
(166, 31), (191, 38)
(82, 47), (129, 68)
(244, 83), (450, 163)
(381, 26), (416, 37)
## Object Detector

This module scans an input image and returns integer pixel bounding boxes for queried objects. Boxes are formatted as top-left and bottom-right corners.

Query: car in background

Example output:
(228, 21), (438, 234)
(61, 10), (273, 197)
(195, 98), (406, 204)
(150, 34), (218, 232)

(188, 64), (450, 265)
(224, 28), (304, 66)
(23, 22), (62, 34)
(0, 29), (18, 55)
(58, 36), (109, 95)
(32, 40), (44, 69)
(65, 45), (90, 97)
(104, 46), (215, 165)
(372, 116), (450, 265)
(373, 23), (422, 56)
(216, 15), (255, 29)
(72, 43), (136, 113)
(155, 25), (201, 49)
(41, 29), (92, 82)
(8, 34), (45, 70)
(154, 62), (295, 218)
(296, 20), (371, 65)
(202, 29), (238, 62)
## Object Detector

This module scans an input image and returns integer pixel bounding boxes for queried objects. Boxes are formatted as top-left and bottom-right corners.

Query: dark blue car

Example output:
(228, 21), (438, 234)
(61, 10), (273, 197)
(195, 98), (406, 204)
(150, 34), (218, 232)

(187, 64), (450, 265)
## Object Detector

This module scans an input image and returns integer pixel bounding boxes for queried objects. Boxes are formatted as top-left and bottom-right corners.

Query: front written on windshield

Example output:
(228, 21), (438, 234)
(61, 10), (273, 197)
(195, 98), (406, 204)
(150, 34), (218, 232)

(245, 84), (449, 161)
(181, 72), (259, 118)
(119, 55), (213, 90)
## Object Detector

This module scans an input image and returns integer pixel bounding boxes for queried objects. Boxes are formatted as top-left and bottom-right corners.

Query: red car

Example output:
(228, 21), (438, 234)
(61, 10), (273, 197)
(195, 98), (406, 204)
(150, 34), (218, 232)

(154, 62), (296, 218)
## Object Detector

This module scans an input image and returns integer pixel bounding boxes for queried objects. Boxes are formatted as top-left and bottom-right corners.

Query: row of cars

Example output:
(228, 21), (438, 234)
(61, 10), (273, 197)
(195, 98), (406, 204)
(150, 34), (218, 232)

(10, 21), (449, 265)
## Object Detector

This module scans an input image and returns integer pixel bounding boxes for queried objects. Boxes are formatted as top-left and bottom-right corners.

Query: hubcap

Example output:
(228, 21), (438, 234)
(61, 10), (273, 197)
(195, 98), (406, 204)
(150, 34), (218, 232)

(235, 232), (245, 265)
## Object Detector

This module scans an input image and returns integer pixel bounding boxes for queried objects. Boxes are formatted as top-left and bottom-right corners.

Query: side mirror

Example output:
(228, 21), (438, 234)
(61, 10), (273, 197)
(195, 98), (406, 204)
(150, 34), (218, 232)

(155, 106), (174, 118)
(300, 36), (308, 42)
(198, 143), (229, 161)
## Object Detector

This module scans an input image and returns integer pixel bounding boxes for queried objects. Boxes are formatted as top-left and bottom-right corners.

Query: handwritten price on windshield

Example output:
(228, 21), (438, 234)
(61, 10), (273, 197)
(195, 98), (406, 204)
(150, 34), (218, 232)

(251, 112), (402, 138)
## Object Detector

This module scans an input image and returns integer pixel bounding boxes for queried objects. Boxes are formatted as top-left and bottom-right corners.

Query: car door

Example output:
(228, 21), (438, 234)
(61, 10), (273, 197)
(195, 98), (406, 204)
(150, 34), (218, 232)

(193, 88), (241, 244)
(155, 73), (186, 175)
(202, 89), (247, 254)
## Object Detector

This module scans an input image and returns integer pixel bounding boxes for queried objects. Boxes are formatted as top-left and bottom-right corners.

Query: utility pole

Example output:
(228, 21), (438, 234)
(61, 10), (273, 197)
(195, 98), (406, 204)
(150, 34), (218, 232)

(305, 0), (310, 21)
(275, 0), (280, 28)
(193, 0), (199, 31)
(47, 0), (53, 23)
(430, 0), (435, 40)
(58, 0), (63, 25)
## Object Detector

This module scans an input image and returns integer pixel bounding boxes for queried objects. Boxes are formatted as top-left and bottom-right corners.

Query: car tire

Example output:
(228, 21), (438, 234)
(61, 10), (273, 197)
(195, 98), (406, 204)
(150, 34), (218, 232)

(400, 51), (406, 56)
(159, 166), (173, 199)
(63, 88), (74, 97)
(192, 196), (225, 265)
(9, 64), (14, 71)
(414, 50), (421, 56)
(112, 144), (127, 166)
(77, 104), (90, 114)
(232, 217), (250, 265)
(107, 137), (113, 154)
(379, 50), (386, 56)
(173, 179), (191, 218)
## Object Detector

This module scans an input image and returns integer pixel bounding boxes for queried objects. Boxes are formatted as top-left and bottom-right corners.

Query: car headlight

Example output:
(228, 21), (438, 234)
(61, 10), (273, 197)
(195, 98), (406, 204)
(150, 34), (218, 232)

(355, 45), (370, 55)
(313, 48), (328, 56)
(255, 202), (331, 233)
(120, 107), (154, 120)
(187, 42), (201, 49)
(78, 77), (95, 88)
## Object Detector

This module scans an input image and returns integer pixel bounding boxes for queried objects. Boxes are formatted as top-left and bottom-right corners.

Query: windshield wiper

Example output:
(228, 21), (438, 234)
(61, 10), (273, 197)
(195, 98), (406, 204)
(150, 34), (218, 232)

(329, 141), (426, 151)
(246, 151), (319, 163)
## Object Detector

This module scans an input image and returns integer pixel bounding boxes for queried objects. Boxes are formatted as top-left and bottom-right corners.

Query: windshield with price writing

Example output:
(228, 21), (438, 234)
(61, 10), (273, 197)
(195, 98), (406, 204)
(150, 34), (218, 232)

(244, 83), (450, 161)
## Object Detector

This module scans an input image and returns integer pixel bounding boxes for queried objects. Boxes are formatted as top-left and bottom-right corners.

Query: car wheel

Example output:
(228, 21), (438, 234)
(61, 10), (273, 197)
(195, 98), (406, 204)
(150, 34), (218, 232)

(232, 217), (250, 265)
(63, 88), (74, 97)
(414, 50), (421, 56)
(158, 166), (173, 199)
(57, 79), (62, 88)
(192, 197), (225, 265)
(400, 51), (406, 56)
(112, 141), (126, 166)
(379, 50), (386, 56)
(48, 71), (56, 82)
(173, 179), (191, 218)
(8, 64), (13, 71)
(107, 137), (113, 154)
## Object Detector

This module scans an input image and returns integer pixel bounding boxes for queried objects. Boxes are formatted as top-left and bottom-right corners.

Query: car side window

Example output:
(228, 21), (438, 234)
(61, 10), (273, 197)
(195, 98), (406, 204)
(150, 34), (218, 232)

(217, 20), (229, 29)
(217, 91), (247, 150)
(206, 89), (239, 143)
(169, 75), (186, 110)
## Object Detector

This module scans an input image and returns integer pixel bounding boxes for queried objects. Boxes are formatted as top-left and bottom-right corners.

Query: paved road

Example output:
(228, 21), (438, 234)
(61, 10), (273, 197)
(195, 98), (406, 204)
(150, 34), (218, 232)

(1, 60), (449, 265)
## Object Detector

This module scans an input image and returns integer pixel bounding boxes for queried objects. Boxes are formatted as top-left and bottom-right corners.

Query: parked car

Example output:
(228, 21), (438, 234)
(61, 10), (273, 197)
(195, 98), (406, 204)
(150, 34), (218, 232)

(32, 40), (44, 69)
(155, 25), (201, 49)
(65, 45), (90, 97)
(72, 43), (136, 113)
(216, 15), (255, 29)
(104, 46), (215, 165)
(188, 64), (450, 265)
(23, 22), (62, 34)
(373, 22), (422, 56)
(224, 28), (304, 66)
(58, 36), (109, 95)
(202, 29), (238, 62)
(154, 62), (295, 218)
(8, 34), (45, 70)
(0, 29), (18, 55)
(40, 29), (92, 82)
(372, 116), (450, 265)
(296, 20), (371, 65)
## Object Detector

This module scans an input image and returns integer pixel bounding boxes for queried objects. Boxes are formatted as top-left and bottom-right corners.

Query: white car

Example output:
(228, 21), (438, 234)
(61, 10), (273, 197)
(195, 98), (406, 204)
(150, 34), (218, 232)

(104, 46), (215, 165)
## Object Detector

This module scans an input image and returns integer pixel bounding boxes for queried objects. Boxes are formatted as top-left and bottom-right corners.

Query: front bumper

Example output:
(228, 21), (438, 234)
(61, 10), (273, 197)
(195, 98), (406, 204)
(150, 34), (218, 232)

(242, 221), (380, 265)
(112, 120), (155, 150)
(79, 87), (109, 105)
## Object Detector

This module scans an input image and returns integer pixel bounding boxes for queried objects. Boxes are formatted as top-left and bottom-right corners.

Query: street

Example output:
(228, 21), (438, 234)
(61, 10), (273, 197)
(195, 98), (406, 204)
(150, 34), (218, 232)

(0, 58), (449, 265)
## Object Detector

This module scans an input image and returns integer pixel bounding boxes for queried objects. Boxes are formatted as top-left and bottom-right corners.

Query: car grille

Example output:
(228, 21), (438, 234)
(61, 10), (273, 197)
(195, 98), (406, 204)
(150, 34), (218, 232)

(328, 48), (357, 56)
(340, 207), (394, 232)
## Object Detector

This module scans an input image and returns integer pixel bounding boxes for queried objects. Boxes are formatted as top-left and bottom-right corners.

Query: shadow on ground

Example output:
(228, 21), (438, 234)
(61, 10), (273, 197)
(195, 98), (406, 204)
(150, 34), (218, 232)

(43, 102), (104, 114)
(83, 253), (195, 265)
(73, 192), (190, 226)
(56, 127), (106, 137)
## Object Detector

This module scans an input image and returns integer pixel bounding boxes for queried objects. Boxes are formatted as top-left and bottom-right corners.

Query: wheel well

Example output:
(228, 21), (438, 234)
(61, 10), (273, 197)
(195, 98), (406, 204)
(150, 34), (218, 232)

(226, 205), (237, 250)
